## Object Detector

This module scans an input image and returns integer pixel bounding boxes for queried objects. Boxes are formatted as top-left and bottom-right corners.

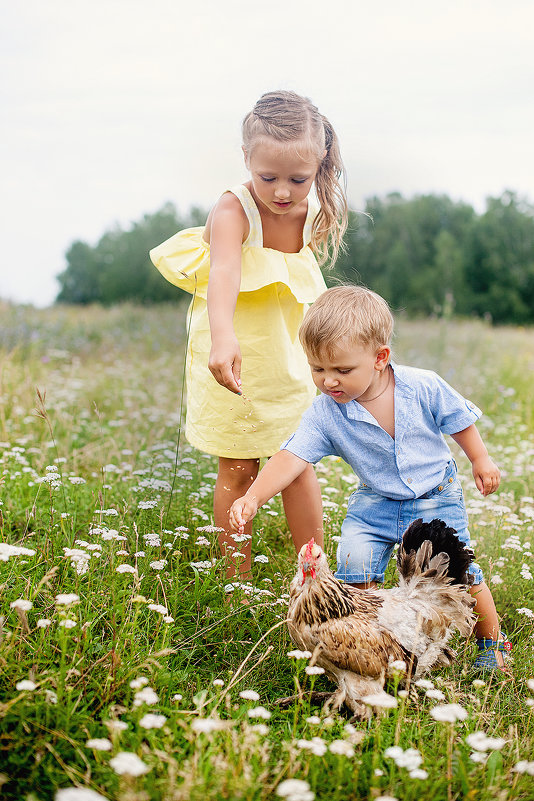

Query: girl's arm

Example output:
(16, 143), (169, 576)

(450, 424), (500, 496)
(206, 194), (248, 394)
(229, 450), (309, 532)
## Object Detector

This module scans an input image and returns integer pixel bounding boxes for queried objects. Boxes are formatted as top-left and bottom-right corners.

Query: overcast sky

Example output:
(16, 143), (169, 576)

(2, 0), (533, 306)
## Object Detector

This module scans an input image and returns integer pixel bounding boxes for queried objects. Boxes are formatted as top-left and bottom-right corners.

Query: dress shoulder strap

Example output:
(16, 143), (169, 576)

(227, 185), (263, 247)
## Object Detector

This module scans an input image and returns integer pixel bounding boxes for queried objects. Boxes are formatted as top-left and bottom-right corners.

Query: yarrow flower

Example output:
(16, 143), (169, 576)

(55, 788), (110, 801)
(362, 691), (398, 709)
(55, 593), (80, 606)
(248, 706), (272, 720)
(329, 739), (355, 757)
(287, 650), (312, 660)
(296, 737), (328, 757)
(465, 731), (507, 752)
(239, 690), (260, 701)
(430, 703), (468, 723)
(192, 718), (228, 733)
(305, 666), (325, 676)
(276, 779), (315, 801)
(16, 680), (37, 691)
(139, 713), (167, 729)
(109, 751), (150, 776)
(86, 738), (112, 751)
(10, 599), (33, 611)
(133, 687), (159, 707)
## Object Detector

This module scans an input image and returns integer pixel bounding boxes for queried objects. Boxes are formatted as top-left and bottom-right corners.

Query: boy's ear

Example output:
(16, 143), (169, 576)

(375, 346), (391, 370)
(242, 146), (250, 168)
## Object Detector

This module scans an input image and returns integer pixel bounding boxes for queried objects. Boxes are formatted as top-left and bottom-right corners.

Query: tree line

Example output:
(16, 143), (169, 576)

(56, 191), (534, 324)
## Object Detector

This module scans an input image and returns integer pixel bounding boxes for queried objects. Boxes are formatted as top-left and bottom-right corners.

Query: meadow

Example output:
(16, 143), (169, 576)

(0, 301), (533, 801)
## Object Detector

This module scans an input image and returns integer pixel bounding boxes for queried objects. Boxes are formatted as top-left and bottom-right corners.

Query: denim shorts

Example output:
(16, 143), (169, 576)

(334, 460), (483, 585)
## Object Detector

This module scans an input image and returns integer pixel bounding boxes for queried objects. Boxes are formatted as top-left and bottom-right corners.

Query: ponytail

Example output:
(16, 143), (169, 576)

(312, 116), (348, 266)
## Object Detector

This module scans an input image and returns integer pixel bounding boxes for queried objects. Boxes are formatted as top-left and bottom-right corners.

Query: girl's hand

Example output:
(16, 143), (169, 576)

(472, 455), (501, 496)
(229, 495), (258, 533)
(208, 335), (242, 394)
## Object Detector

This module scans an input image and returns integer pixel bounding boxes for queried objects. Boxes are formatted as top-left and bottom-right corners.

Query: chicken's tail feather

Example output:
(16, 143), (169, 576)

(398, 518), (474, 585)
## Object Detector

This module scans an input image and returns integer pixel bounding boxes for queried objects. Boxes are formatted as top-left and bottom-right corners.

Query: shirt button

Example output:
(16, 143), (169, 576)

(448, 477), (454, 483)
(438, 485), (444, 491)
(407, 478), (412, 484)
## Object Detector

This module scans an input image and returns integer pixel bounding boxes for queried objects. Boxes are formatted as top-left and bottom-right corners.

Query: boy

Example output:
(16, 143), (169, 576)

(229, 286), (509, 670)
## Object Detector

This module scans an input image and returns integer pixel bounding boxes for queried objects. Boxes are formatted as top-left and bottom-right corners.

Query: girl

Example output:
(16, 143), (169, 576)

(150, 90), (348, 577)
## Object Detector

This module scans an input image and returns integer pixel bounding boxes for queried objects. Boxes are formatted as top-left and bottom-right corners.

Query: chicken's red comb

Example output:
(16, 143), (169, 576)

(304, 538), (315, 560)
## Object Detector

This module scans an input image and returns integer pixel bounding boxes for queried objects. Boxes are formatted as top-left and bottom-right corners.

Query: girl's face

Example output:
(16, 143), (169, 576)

(244, 137), (321, 216)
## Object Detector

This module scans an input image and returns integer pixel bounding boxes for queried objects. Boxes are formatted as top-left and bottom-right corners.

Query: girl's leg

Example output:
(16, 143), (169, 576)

(281, 462), (324, 552)
(469, 582), (505, 667)
(214, 456), (259, 578)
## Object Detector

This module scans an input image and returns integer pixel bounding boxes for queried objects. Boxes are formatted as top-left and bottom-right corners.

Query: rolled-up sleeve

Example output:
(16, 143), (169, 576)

(430, 373), (482, 434)
(282, 403), (334, 463)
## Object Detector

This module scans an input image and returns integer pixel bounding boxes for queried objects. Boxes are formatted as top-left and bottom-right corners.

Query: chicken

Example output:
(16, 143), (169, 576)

(286, 518), (476, 718)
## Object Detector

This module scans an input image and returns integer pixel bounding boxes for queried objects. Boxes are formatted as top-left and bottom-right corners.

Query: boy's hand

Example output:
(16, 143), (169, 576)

(472, 455), (501, 496)
(229, 495), (258, 533)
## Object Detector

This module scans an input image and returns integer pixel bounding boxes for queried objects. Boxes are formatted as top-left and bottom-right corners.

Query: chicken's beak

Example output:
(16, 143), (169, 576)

(301, 562), (316, 583)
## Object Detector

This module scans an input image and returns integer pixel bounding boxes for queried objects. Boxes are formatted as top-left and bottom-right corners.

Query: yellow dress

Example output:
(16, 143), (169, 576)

(149, 185), (327, 458)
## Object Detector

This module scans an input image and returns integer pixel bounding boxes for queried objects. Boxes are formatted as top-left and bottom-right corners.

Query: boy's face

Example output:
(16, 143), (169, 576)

(307, 340), (390, 404)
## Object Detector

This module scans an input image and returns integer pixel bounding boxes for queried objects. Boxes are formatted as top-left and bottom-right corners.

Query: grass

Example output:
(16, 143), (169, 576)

(0, 301), (533, 801)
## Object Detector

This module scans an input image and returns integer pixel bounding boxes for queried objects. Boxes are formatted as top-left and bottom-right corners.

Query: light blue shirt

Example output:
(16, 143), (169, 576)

(283, 362), (482, 500)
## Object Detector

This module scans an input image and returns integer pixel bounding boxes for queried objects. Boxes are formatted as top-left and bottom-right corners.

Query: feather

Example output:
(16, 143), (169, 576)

(287, 519), (476, 717)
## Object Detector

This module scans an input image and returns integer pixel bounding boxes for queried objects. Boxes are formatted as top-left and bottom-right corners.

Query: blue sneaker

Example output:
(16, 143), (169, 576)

(473, 632), (512, 672)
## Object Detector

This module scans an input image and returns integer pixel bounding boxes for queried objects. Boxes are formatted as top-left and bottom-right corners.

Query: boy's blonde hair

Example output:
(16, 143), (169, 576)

(299, 286), (394, 358)
(242, 90), (348, 266)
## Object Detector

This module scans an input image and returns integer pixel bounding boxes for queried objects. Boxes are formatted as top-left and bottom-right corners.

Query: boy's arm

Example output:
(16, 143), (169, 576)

(450, 424), (500, 496)
(229, 450), (309, 532)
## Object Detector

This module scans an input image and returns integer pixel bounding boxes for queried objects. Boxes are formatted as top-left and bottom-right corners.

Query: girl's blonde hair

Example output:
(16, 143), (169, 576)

(299, 285), (394, 359)
(242, 90), (348, 265)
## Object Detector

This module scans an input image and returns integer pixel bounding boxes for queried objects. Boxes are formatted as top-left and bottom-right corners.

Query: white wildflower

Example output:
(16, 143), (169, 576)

(254, 554), (269, 563)
(116, 564), (137, 574)
(276, 779), (314, 800)
(296, 737), (328, 757)
(139, 713), (167, 729)
(192, 718), (227, 733)
(0, 543), (36, 561)
(149, 560), (167, 570)
(306, 715), (321, 724)
(430, 703), (468, 723)
(409, 769), (429, 779)
(426, 689), (446, 701)
(248, 706), (271, 720)
(86, 738), (112, 751)
(133, 687), (159, 707)
(305, 666), (325, 676)
(470, 751), (488, 763)
(415, 679), (434, 690)
(147, 604), (168, 615)
(10, 599), (33, 611)
(59, 619), (76, 629)
(56, 788), (110, 801)
(239, 690), (260, 701)
(129, 677), (149, 689)
(466, 731), (507, 752)
(109, 751), (150, 776)
(104, 720), (128, 732)
(55, 593), (80, 606)
(287, 650), (312, 660)
(513, 760), (534, 775)
(329, 739), (355, 757)
(16, 680), (37, 691)
(362, 691), (398, 708)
